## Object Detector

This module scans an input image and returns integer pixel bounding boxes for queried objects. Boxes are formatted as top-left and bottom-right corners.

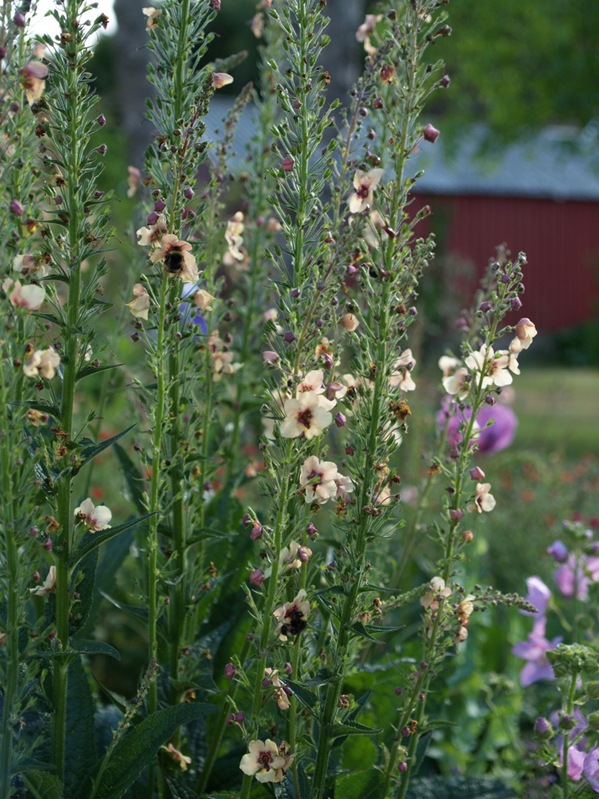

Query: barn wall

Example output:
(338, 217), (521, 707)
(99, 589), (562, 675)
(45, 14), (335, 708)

(411, 193), (599, 332)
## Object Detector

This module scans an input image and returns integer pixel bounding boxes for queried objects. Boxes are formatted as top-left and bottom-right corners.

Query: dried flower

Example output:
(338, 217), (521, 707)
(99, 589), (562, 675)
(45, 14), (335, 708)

(142, 7), (162, 29)
(193, 288), (216, 311)
(23, 346), (60, 380)
(264, 668), (290, 711)
(422, 123), (440, 143)
(19, 61), (49, 105)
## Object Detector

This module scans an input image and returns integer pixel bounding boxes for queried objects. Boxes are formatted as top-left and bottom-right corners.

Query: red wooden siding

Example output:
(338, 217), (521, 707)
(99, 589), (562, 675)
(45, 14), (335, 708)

(411, 194), (599, 332)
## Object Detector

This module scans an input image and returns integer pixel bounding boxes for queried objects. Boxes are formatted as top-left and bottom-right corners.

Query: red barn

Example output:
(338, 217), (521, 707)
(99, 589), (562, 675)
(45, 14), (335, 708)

(411, 126), (599, 332)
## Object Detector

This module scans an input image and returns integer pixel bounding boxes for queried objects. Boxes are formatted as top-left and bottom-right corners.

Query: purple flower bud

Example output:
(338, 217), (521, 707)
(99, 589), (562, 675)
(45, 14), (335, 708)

(97, 144), (107, 156)
(9, 199), (24, 216)
(234, 711), (244, 723)
(242, 513), (251, 526)
(398, 762), (408, 772)
(210, 0), (221, 10)
(226, 713), (235, 725)
(306, 523), (318, 538)
(534, 716), (553, 739)
(335, 412), (347, 428)
(450, 508), (464, 522)
(184, 186), (194, 200)
(510, 296), (523, 311)
(0, 46), (6, 60)
(485, 395), (496, 406)
(284, 662), (293, 675)
(250, 523), (263, 541)
(423, 124), (440, 143)
(249, 568), (264, 588)
(146, 211), (159, 226)
(43, 538), (53, 551)
(290, 288), (300, 299)
(547, 540), (568, 563)
(455, 316), (469, 332)
(224, 662), (236, 680)
(401, 726), (410, 737)
(298, 546), (310, 562)
(14, 11), (26, 27)
(479, 301), (492, 313)
(262, 676), (271, 687)
(470, 466), (486, 481)
(394, 686), (403, 695)
(284, 331), (296, 344)
(281, 156), (294, 172)
(97, 114), (106, 127)
(440, 74), (451, 88)
(154, 198), (166, 212)
(263, 350), (279, 364)
(408, 307), (417, 316)
(560, 714), (576, 731)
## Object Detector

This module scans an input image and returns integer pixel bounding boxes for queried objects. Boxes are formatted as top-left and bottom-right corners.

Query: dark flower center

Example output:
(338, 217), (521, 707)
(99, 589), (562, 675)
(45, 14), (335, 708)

(258, 751), (273, 769)
(297, 408), (313, 428)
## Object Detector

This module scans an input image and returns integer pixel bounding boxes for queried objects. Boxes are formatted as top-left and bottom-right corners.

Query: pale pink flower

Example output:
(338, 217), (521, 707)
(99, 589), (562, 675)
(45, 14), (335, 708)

(213, 72), (234, 89)
(472, 482), (496, 513)
(349, 168), (384, 214)
(126, 283), (151, 320)
(13, 253), (47, 277)
(30, 565), (56, 596)
(280, 391), (335, 440)
(513, 318), (537, 350)
(193, 288), (216, 311)
(19, 60), (48, 105)
(335, 473), (354, 497)
(297, 369), (326, 395)
(273, 589), (310, 641)
(438, 355), (462, 376)
(264, 669), (290, 711)
(74, 498), (112, 531)
(421, 576), (451, 610)
(465, 345), (513, 389)
(299, 456), (339, 503)
(389, 349), (416, 391)
(341, 313), (359, 332)
(3, 278), (45, 311)
(23, 347), (60, 380)
(239, 739), (287, 783)
(127, 166), (141, 198)
(150, 234), (198, 283)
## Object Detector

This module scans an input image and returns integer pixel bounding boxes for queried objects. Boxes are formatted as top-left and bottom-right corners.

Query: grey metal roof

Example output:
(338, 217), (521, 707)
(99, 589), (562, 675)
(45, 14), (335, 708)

(206, 98), (599, 202)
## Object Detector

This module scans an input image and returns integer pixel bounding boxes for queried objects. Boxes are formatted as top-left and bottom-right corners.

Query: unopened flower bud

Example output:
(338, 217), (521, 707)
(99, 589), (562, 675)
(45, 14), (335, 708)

(547, 539), (568, 563)
(224, 663), (236, 680)
(146, 211), (159, 225)
(43, 538), (53, 551)
(510, 296), (523, 311)
(440, 74), (451, 88)
(470, 466), (485, 481)
(210, 0), (221, 9)
(479, 301), (492, 313)
(450, 508), (464, 522)
(262, 350), (279, 364)
(234, 711), (244, 723)
(212, 72), (233, 89)
(559, 714), (575, 731)
(154, 198), (166, 212)
(9, 199), (24, 216)
(14, 11), (26, 27)
(284, 331), (295, 344)
(335, 412), (347, 428)
(462, 530), (474, 543)
(242, 513), (251, 526)
(398, 762), (408, 772)
(281, 156), (294, 172)
(423, 124), (440, 143)
(485, 395), (496, 406)
(306, 522), (318, 538)
(184, 186), (194, 200)
(341, 313), (359, 332)
(284, 662), (293, 675)
(250, 523), (263, 541)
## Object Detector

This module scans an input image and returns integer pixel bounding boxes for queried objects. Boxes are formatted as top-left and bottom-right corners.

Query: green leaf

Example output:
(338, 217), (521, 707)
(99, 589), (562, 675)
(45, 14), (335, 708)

(69, 550), (98, 633)
(69, 639), (121, 660)
(330, 720), (381, 739)
(16, 399), (61, 419)
(70, 514), (152, 569)
(284, 680), (319, 717)
(66, 659), (96, 799)
(72, 424), (136, 476)
(335, 770), (385, 799)
(77, 363), (123, 381)
(92, 703), (214, 799)
(22, 770), (63, 799)
(113, 442), (147, 514)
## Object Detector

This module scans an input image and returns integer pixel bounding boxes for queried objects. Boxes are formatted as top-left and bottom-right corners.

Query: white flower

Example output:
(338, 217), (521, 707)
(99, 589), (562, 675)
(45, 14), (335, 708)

(472, 482), (496, 513)
(421, 576), (451, 609)
(349, 168), (384, 214)
(279, 391), (335, 440)
(30, 565), (56, 596)
(438, 355), (461, 376)
(13, 253), (47, 277)
(126, 283), (151, 320)
(142, 6), (161, 29)
(512, 318), (537, 351)
(273, 589), (310, 642)
(136, 214), (167, 246)
(296, 369), (326, 395)
(443, 367), (470, 398)
(239, 739), (287, 783)
(389, 349), (416, 391)
(465, 345), (512, 389)
(23, 347), (60, 380)
(299, 456), (339, 503)
(74, 498), (112, 531)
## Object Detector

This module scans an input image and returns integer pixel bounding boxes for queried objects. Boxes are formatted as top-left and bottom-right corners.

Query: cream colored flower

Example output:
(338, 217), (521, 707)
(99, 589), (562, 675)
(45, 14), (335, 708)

(13, 253), (47, 278)
(472, 482), (496, 513)
(356, 14), (382, 57)
(273, 590), (310, 642)
(349, 168), (384, 214)
(341, 313), (359, 332)
(3, 278), (45, 311)
(193, 288), (216, 311)
(443, 367), (470, 399)
(224, 211), (246, 265)
(208, 332), (240, 380)
(389, 349), (416, 391)
(239, 739), (286, 783)
(74, 498), (112, 531)
(465, 345), (512, 389)
(30, 565), (56, 596)
(127, 166), (141, 198)
(279, 391), (335, 440)
(162, 743), (191, 771)
(510, 317), (537, 353)
(150, 234), (198, 283)
(421, 576), (451, 610)
(142, 6), (161, 29)
(297, 369), (326, 395)
(23, 347), (60, 380)
(299, 456), (339, 503)
(136, 215), (167, 247)
(279, 541), (312, 572)
(264, 668), (290, 711)
(126, 283), (151, 320)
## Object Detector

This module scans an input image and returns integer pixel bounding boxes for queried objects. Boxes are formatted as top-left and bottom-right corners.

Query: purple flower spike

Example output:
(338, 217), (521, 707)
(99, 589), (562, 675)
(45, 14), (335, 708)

(512, 617), (561, 686)
(521, 576), (551, 616)
(583, 749), (599, 792)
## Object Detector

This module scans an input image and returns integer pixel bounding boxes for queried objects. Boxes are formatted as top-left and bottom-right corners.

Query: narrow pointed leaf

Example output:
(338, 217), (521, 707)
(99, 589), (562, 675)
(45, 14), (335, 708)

(22, 771), (63, 799)
(70, 514), (152, 569)
(113, 442), (147, 514)
(72, 424), (136, 476)
(66, 658), (96, 798)
(77, 363), (123, 381)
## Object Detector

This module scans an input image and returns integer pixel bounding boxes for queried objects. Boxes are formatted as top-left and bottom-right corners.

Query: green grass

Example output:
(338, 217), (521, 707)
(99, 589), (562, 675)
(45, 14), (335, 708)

(513, 367), (599, 457)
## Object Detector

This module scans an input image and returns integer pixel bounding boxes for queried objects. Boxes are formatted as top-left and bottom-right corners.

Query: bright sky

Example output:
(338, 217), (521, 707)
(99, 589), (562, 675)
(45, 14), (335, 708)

(29, 0), (117, 39)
